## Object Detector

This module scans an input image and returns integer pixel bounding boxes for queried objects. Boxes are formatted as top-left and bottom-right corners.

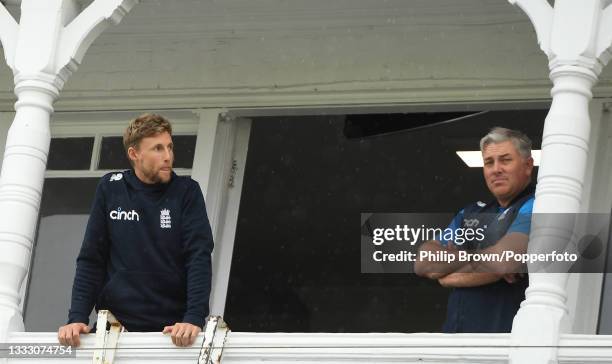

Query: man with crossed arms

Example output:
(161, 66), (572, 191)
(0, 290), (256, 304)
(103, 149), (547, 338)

(415, 127), (535, 333)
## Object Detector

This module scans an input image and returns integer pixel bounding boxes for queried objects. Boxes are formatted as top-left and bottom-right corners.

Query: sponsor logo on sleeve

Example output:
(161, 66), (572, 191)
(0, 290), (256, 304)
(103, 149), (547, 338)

(109, 173), (123, 182)
(463, 218), (480, 227)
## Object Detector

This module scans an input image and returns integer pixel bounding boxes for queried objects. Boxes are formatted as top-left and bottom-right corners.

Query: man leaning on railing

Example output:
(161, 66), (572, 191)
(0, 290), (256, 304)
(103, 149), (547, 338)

(57, 113), (214, 347)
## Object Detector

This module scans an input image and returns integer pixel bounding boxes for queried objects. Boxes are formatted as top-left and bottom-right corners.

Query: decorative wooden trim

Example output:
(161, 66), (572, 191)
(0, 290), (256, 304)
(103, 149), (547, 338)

(0, 3), (18, 70)
(0, 83), (568, 112)
(57, 0), (140, 84)
(507, 0), (553, 56)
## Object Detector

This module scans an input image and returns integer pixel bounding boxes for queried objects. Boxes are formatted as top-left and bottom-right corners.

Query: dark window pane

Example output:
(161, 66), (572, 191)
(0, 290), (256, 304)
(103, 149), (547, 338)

(173, 135), (197, 169)
(47, 138), (94, 170)
(25, 178), (100, 331)
(225, 110), (545, 333)
(344, 112), (478, 138)
(98, 135), (196, 170)
(98, 137), (131, 170)
(39, 178), (99, 217)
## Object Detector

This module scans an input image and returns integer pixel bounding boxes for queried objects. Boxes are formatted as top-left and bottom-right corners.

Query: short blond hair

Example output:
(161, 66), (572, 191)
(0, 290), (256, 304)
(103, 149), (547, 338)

(123, 113), (172, 152)
(123, 113), (172, 166)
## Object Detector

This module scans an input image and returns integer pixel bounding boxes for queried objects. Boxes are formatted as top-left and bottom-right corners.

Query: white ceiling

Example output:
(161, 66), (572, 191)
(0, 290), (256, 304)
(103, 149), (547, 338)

(2, 1), (612, 111)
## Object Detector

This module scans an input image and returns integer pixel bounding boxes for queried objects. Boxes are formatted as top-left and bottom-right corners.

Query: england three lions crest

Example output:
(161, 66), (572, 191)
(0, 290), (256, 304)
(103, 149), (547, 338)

(160, 208), (172, 229)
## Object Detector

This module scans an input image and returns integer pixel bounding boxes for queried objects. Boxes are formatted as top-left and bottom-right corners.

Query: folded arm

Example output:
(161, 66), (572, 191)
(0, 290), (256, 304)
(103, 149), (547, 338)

(414, 240), (468, 279)
(437, 232), (529, 287)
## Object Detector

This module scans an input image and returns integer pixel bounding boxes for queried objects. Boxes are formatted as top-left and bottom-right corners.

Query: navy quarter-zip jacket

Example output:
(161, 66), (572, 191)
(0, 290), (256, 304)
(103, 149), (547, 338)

(68, 169), (214, 331)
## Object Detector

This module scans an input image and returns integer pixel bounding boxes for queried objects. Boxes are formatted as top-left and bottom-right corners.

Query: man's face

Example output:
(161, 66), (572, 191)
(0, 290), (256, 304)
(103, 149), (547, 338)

(482, 140), (534, 206)
(128, 131), (174, 184)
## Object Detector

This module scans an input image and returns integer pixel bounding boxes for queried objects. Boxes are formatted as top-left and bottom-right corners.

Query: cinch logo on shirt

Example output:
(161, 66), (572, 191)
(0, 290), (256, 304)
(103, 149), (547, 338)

(109, 207), (140, 221)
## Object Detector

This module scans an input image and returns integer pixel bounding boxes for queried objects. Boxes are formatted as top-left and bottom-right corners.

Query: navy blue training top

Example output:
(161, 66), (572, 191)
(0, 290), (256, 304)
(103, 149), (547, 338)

(441, 186), (535, 333)
(68, 169), (214, 331)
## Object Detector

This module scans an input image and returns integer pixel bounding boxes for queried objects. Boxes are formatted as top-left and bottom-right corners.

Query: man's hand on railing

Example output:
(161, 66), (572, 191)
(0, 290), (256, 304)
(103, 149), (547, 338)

(57, 322), (90, 347)
(162, 322), (202, 347)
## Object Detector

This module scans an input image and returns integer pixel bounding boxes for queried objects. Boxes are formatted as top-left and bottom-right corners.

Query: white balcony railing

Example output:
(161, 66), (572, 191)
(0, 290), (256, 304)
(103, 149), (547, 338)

(7, 331), (612, 363)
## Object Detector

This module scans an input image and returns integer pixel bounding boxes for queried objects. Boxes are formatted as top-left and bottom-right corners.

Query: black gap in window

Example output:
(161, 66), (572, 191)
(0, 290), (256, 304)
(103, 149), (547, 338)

(98, 135), (196, 170)
(344, 112), (479, 139)
(39, 178), (99, 218)
(173, 135), (197, 169)
(26, 177), (100, 331)
(98, 137), (131, 170)
(47, 137), (94, 170)
(225, 109), (545, 333)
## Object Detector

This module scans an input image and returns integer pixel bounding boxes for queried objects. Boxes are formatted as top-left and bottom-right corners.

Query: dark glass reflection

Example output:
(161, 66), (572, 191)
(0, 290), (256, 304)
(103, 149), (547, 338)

(98, 137), (130, 170)
(344, 112), (478, 138)
(39, 178), (99, 217)
(26, 178), (99, 331)
(225, 109), (545, 332)
(47, 138), (94, 170)
(172, 135), (197, 169)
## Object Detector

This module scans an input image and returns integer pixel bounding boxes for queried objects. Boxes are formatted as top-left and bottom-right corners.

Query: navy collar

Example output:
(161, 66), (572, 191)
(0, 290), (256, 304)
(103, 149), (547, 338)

(491, 184), (535, 209)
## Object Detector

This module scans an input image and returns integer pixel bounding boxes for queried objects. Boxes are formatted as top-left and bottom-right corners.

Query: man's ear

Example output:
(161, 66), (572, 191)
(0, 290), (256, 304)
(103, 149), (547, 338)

(127, 146), (139, 164)
(525, 156), (534, 176)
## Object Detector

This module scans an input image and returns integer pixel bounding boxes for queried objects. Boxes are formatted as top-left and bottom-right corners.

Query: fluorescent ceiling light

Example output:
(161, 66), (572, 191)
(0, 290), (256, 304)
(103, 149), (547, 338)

(456, 150), (541, 167)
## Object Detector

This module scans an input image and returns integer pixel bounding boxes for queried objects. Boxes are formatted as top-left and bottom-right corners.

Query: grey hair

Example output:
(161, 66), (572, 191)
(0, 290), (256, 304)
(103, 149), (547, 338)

(479, 127), (532, 159)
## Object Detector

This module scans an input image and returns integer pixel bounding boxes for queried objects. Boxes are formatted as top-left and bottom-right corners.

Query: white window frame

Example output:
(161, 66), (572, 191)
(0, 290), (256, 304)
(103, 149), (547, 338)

(45, 110), (200, 178)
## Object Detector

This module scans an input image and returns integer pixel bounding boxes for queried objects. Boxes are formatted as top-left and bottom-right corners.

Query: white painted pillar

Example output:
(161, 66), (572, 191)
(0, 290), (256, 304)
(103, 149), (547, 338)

(0, 80), (57, 336)
(208, 118), (251, 316)
(191, 109), (224, 218)
(191, 110), (250, 316)
(508, 0), (612, 362)
(191, 108), (254, 316)
(190, 108), (231, 316)
(0, 0), (138, 339)
(565, 101), (609, 335)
